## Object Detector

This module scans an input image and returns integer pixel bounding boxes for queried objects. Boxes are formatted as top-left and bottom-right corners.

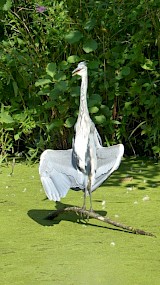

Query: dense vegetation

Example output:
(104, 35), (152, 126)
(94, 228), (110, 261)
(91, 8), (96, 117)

(0, 0), (160, 162)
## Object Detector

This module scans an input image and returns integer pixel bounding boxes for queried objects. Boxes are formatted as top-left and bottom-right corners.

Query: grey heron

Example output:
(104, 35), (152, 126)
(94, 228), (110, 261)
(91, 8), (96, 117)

(39, 62), (124, 210)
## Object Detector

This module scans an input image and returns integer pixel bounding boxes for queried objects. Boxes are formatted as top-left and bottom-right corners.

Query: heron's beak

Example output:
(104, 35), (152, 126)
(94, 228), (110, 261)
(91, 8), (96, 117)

(72, 67), (80, 76)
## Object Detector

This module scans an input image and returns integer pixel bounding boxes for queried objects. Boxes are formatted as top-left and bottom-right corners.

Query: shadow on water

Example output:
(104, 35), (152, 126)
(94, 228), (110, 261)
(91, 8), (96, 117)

(104, 157), (159, 189)
(28, 202), (132, 234)
(28, 201), (107, 227)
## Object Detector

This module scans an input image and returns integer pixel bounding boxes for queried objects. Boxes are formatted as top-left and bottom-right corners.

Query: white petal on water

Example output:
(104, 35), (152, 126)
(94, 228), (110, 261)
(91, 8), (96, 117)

(6, 186), (9, 189)
(142, 195), (150, 202)
(134, 201), (138, 205)
(115, 214), (119, 218)
(22, 188), (27, 192)
(143, 179), (147, 183)
(127, 187), (133, 191)
(110, 242), (115, 247)
(102, 200), (106, 206)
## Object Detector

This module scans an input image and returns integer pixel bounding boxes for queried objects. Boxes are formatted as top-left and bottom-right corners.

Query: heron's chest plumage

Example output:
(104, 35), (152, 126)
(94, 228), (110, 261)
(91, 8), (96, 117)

(73, 114), (96, 174)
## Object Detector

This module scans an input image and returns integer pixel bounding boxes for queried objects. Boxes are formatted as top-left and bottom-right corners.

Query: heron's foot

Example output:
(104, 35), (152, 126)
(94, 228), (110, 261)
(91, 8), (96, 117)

(79, 205), (86, 218)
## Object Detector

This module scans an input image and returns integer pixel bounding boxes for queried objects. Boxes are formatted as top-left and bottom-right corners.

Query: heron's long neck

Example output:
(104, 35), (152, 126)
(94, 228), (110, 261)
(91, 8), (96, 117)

(79, 71), (89, 117)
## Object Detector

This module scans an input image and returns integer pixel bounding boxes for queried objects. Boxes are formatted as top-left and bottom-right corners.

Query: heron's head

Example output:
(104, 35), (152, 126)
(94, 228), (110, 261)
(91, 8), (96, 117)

(72, 61), (87, 77)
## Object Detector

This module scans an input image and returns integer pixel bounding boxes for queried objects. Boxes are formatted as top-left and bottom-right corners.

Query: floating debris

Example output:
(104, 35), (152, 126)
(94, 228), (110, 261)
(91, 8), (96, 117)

(120, 176), (133, 182)
(134, 201), (138, 205)
(110, 242), (115, 247)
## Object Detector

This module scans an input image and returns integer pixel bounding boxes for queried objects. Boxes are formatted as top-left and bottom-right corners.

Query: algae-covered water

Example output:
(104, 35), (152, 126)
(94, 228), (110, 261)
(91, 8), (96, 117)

(0, 158), (160, 285)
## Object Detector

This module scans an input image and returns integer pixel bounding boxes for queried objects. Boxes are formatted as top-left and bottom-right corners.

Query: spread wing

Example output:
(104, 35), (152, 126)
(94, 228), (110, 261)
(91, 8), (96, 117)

(39, 149), (85, 201)
(39, 144), (124, 201)
(92, 144), (124, 191)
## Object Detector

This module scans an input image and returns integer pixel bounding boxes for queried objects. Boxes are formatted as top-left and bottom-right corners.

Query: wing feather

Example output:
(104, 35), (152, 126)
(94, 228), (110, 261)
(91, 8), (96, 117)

(39, 149), (84, 201)
(92, 144), (124, 191)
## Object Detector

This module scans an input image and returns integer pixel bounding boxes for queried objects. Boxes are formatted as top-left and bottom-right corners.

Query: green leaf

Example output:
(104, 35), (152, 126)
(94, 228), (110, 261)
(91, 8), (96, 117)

(12, 81), (18, 97)
(0, 0), (6, 9)
(35, 78), (51, 87)
(47, 120), (64, 131)
(59, 61), (69, 70)
(94, 115), (106, 125)
(88, 94), (102, 107)
(83, 39), (98, 53)
(64, 117), (76, 128)
(70, 87), (80, 98)
(46, 63), (56, 77)
(14, 133), (20, 141)
(152, 146), (160, 154)
(124, 101), (132, 109)
(141, 59), (154, 71)
(112, 120), (121, 125)
(89, 106), (99, 114)
(84, 19), (96, 31)
(2, 0), (12, 11)
(54, 81), (67, 92)
(67, 55), (80, 63)
(0, 111), (14, 124)
(65, 30), (83, 44)
(121, 66), (131, 76)
(88, 61), (99, 69)
(54, 72), (66, 81)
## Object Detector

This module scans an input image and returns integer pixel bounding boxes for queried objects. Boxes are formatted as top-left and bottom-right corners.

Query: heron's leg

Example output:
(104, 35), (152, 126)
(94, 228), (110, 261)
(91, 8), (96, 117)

(88, 176), (93, 212)
(82, 188), (87, 210)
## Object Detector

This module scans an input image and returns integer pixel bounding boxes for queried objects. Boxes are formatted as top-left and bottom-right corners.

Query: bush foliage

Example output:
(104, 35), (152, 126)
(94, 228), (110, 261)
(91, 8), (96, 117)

(0, 0), (160, 161)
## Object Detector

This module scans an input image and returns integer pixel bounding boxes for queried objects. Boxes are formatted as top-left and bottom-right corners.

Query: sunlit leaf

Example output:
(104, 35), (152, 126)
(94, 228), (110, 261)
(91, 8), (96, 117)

(46, 63), (56, 77)
(124, 101), (132, 108)
(94, 115), (106, 125)
(2, 0), (12, 11)
(83, 39), (98, 53)
(112, 120), (121, 125)
(67, 55), (80, 63)
(64, 117), (76, 128)
(89, 106), (99, 114)
(35, 78), (51, 87)
(14, 133), (20, 141)
(0, 111), (14, 124)
(141, 59), (154, 71)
